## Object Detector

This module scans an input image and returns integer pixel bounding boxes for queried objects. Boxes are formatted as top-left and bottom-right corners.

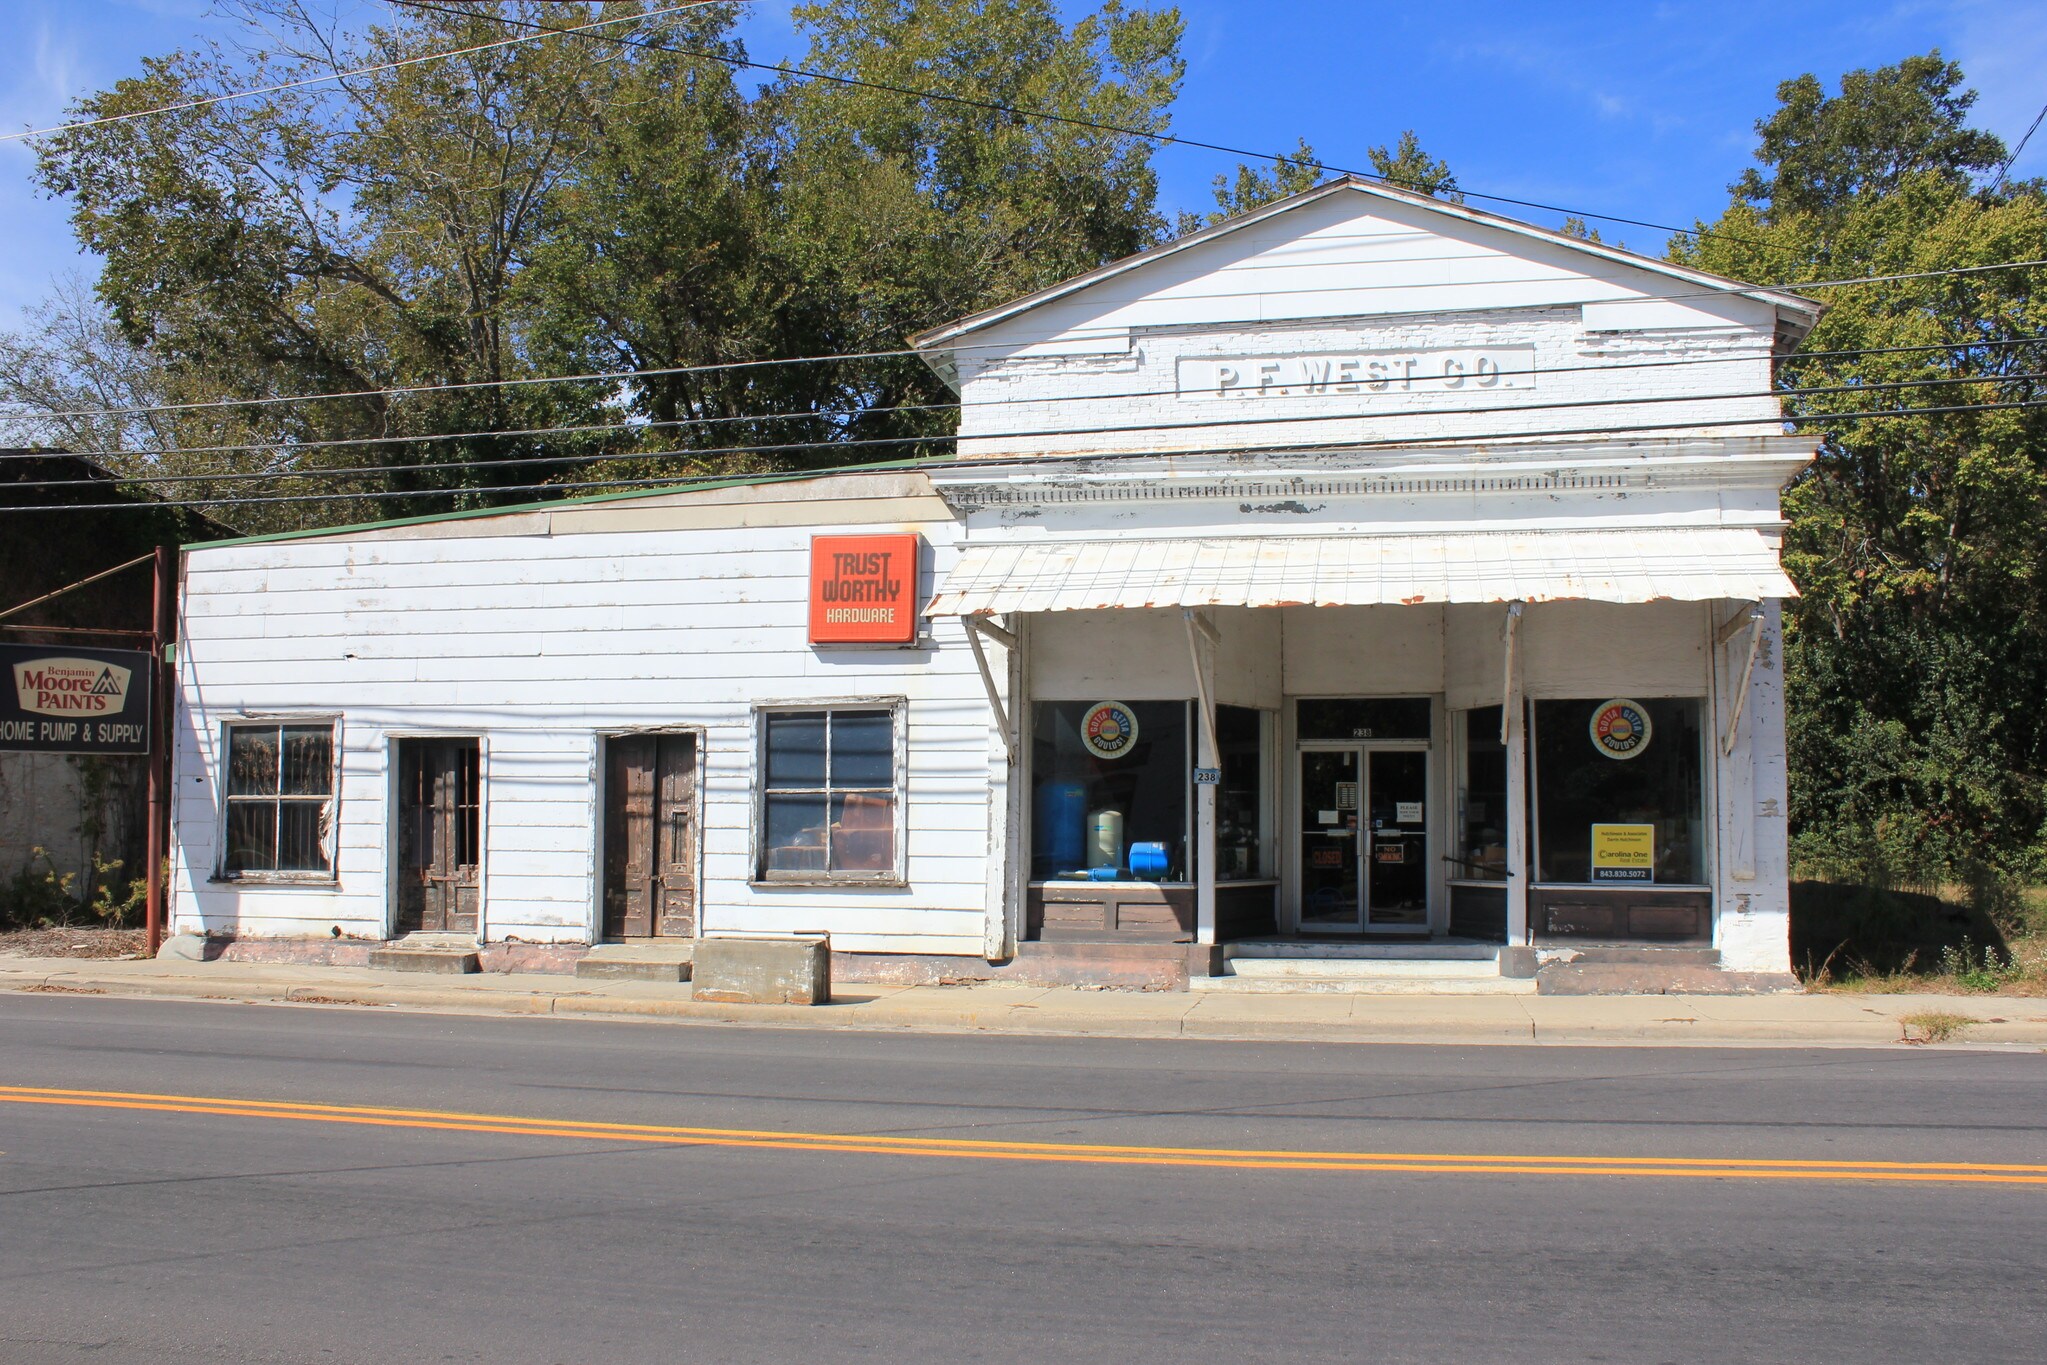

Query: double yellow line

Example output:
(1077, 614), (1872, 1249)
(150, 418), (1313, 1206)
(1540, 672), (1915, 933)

(3, 1083), (2044, 1185)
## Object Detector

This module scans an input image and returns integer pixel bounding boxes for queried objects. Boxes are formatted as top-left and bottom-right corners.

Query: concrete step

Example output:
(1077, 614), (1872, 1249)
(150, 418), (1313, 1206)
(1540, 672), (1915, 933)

(575, 942), (695, 983)
(367, 946), (479, 974)
(1536, 963), (1797, 996)
(1226, 939), (1499, 962)
(1224, 956), (1501, 980)
(1190, 975), (1536, 995)
(1549, 946), (1721, 967)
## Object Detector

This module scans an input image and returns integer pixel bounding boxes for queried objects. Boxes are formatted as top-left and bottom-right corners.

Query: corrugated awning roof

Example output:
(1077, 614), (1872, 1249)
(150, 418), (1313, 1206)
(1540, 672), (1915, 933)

(925, 529), (1796, 616)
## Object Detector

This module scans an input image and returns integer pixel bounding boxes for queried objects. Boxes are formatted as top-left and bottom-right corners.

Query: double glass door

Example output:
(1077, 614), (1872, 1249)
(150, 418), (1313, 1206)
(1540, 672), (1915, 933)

(1298, 746), (1430, 932)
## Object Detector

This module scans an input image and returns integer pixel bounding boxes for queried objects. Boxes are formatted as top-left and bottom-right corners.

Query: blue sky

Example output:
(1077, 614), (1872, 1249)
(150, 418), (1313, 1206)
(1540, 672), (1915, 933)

(1, 1), (2042, 325)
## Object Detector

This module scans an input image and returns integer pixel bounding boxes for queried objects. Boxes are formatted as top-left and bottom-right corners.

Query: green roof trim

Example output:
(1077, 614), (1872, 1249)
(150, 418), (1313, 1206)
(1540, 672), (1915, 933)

(184, 454), (954, 550)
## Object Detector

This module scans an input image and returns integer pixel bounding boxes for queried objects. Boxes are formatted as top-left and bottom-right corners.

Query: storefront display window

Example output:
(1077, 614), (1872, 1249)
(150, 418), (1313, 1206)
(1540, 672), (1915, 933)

(1456, 706), (1507, 881)
(1217, 705), (1274, 880)
(1533, 697), (1704, 885)
(1031, 700), (1189, 882)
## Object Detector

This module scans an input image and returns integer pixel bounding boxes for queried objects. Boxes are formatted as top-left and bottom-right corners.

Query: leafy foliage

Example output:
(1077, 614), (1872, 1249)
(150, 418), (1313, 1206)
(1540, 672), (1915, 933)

(1365, 130), (1460, 201)
(1674, 53), (2047, 898)
(12, 0), (1188, 526)
(1184, 127), (1459, 233)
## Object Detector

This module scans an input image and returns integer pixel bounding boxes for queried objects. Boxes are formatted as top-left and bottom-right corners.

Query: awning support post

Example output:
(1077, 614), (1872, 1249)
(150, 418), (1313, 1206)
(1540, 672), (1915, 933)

(962, 616), (1016, 763)
(1501, 602), (1529, 946)
(1499, 601), (1522, 746)
(1182, 608), (1221, 761)
(1720, 606), (1765, 757)
(1183, 608), (1219, 950)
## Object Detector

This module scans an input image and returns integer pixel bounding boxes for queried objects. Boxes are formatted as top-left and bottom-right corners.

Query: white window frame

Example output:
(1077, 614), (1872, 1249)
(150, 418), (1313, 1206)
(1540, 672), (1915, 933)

(215, 717), (341, 883)
(1528, 694), (1712, 890)
(751, 699), (908, 887)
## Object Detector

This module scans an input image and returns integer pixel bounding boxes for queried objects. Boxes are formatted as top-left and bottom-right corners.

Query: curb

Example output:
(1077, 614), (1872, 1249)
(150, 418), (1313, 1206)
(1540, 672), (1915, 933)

(4, 967), (2046, 1050)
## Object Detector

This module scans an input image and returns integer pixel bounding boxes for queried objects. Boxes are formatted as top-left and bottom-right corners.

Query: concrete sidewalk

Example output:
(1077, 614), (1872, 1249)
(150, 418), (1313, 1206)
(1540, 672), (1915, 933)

(3, 954), (2044, 1048)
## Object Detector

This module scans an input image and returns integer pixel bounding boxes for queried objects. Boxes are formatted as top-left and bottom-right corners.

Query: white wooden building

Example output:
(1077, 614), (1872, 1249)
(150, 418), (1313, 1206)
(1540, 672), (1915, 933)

(169, 179), (1818, 989)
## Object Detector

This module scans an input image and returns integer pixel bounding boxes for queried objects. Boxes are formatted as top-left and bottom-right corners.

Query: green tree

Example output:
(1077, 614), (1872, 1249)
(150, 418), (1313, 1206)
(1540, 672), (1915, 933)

(764, 0), (1186, 465)
(31, 0), (705, 529)
(1673, 53), (2047, 893)
(1732, 52), (2005, 223)
(1182, 137), (1322, 231)
(1367, 129), (1460, 201)
(1184, 127), (1459, 233)
(24, 0), (1190, 518)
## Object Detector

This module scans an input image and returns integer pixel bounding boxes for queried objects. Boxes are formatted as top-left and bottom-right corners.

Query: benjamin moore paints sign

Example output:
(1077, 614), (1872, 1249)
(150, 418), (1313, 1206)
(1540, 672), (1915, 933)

(808, 534), (920, 646)
(0, 645), (153, 754)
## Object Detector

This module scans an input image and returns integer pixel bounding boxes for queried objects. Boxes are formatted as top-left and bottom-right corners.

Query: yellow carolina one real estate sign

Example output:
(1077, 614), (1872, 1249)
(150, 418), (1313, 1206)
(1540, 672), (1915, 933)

(1590, 823), (1654, 882)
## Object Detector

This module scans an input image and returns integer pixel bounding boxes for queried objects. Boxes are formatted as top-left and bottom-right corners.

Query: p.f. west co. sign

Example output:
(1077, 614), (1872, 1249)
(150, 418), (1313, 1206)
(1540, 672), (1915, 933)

(0, 645), (153, 754)
(1176, 345), (1536, 400)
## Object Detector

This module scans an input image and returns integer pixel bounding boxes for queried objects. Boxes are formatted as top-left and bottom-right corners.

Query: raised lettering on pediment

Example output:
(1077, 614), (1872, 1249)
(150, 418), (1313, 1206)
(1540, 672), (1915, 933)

(1176, 346), (1536, 400)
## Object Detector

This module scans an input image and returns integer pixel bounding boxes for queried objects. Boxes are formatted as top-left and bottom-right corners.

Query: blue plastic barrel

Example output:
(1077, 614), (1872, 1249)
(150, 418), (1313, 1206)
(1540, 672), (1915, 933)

(1128, 841), (1170, 879)
(1036, 780), (1087, 874)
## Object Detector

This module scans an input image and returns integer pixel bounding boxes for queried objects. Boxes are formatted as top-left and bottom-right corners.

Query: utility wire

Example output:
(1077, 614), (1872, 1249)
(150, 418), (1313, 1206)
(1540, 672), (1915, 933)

(387, 0), (1793, 254)
(11, 395), (2045, 514)
(4, 260), (2042, 431)
(6, 366), (2039, 481)
(1989, 100), (2047, 195)
(0, 2), (726, 145)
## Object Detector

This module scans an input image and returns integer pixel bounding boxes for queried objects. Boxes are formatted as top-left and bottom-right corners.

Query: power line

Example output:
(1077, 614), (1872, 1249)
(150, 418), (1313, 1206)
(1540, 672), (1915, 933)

(0, 2), (727, 146)
(10, 395), (2044, 514)
(1989, 100), (2047, 195)
(8, 366), (2040, 481)
(5, 259), (2042, 432)
(385, 0), (1795, 256)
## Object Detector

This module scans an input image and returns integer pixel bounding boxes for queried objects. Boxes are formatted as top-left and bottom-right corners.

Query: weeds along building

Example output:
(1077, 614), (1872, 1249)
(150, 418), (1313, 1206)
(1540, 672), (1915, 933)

(168, 178), (1818, 990)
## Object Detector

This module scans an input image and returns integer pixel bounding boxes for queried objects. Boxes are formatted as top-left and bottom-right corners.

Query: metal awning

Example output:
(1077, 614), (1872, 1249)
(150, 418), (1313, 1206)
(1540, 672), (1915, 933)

(926, 529), (1796, 616)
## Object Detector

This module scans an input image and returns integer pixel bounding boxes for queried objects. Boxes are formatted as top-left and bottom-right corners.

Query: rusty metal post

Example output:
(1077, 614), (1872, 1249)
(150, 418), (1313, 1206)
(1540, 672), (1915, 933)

(145, 545), (175, 957)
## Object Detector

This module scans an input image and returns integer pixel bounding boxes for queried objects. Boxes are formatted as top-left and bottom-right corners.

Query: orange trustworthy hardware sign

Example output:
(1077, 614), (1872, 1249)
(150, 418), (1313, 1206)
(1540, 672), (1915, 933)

(809, 534), (920, 646)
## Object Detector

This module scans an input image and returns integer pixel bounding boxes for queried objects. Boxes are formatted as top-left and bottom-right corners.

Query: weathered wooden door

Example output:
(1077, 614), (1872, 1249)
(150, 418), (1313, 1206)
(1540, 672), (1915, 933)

(397, 739), (481, 934)
(602, 734), (698, 939)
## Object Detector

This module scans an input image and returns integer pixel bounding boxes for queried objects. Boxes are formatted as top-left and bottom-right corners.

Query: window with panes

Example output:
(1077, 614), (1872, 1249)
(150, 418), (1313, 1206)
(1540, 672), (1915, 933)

(756, 705), (902, 882)
(220, 722), (336, 876)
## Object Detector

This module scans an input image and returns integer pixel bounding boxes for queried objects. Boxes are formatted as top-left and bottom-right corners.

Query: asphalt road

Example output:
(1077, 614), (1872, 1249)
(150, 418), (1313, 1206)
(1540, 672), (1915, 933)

(0, 994), (2042, 1364)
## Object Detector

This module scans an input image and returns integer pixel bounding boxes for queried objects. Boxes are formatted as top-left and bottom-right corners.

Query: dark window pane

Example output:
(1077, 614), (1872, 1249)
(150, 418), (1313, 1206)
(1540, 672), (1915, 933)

(1029, 700), (1189, 881)
(454, 744), (481, 867)
(1534, 698), (1704, 885)
(224, 802), (276, 873)
(1458, 707), (1508, 880)
(227, 728), (278, 796)
(831, 711), (894, 787)
(277, 801), (331, 873)
(762, 793), (830, 874)
(1217, 704), (1270, 880)
(765, 713), (827, 788)
(831, 792), (895, 872)
(1296, 697), (1431, 741)
(280, 726), (332, 796)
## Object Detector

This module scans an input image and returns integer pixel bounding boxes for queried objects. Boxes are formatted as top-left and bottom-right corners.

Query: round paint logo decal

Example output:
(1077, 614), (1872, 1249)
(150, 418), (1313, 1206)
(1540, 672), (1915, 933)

(1589, 699), (1652, 760)
(1080, 701), (1139, 760)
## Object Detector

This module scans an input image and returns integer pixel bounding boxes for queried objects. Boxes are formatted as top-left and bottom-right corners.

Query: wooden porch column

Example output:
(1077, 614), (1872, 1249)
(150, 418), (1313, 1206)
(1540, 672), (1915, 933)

(1184, 609), (1220, 946)
(1501, 603), (1530, 945)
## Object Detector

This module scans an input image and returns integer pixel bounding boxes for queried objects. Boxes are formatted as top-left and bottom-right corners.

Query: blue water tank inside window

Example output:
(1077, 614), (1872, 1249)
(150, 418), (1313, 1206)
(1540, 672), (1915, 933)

(1128, 841), (1170, 880)
(1036, 780), (1087, 873)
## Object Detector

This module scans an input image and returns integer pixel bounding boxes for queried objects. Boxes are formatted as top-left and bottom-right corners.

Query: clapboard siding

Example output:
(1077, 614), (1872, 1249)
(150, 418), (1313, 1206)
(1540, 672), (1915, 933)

(170, 485), (998, 954)
(949, 190), (1789, 459)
